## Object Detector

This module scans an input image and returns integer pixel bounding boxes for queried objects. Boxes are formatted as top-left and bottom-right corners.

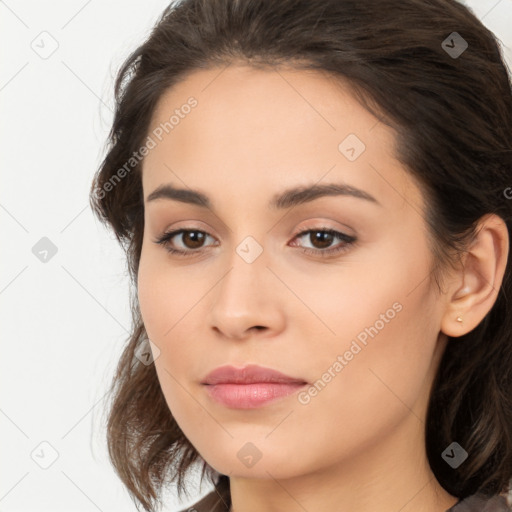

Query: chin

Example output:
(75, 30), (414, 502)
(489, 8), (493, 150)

(196, 439), (313, 481)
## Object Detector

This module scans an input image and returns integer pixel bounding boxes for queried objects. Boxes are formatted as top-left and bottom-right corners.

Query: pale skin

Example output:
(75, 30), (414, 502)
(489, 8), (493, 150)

(137, 64), (509, 512)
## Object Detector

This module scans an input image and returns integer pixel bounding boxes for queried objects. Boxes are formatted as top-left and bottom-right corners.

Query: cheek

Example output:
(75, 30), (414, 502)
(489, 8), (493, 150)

(295, 258), (438, 434)
(291, 305), (436, 475)
(137, 251), (206, 425)
(287, 241), (437, 401)
(137, 255), (167, 340)
(137, 246), (209, 382)
(137, 245), (192, 341)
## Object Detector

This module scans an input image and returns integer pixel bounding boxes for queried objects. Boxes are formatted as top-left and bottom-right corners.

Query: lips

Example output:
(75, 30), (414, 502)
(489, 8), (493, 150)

(201, 364), (308, 385)
(201, 364), (308, 409)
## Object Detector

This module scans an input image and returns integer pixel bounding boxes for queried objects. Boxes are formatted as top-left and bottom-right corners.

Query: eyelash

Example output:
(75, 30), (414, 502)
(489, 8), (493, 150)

(153, 227), (356, 259)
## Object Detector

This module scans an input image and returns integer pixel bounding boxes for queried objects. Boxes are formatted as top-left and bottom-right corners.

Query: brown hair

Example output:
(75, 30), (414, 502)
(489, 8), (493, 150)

(89, 0), (512, 510)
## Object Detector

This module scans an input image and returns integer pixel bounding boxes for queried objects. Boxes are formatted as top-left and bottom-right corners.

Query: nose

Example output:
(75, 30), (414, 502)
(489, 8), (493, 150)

(207, 244), (286, 341)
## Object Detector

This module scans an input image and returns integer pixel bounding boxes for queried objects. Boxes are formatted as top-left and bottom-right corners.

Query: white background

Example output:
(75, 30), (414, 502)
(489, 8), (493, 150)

(1, 1), (511, 511)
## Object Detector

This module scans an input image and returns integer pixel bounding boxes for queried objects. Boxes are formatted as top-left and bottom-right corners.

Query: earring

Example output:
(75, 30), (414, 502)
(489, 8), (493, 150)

(456, 316), (463, 323)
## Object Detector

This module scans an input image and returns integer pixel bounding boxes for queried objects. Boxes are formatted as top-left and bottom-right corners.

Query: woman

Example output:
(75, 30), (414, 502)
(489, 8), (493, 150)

(90, 0), (512, 511)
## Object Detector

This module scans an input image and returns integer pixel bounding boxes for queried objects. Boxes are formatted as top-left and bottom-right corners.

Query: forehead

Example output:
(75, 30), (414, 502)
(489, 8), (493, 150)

(141, 65), (423, 213)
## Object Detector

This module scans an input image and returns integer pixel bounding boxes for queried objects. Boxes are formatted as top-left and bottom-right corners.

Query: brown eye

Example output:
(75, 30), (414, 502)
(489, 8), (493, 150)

(180, 230), (206, 249)
(154, 227), (356, 259)
(290, 228), (356, 258)
(153, 229), (217, 255)
(308, 231), (335, 249)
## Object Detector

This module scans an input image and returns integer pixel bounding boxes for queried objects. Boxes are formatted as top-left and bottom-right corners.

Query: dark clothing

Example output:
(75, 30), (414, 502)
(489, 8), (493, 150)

(447, 493), (511, 512)
(178, 476), (511, 512)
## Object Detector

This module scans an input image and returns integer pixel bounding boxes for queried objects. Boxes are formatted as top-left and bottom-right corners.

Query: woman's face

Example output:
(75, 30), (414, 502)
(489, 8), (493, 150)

(138, 65), (449, 479)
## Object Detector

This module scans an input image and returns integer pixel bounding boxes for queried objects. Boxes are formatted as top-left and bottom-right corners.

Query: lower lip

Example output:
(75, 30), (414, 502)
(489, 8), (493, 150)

(203, 382), (307, 409)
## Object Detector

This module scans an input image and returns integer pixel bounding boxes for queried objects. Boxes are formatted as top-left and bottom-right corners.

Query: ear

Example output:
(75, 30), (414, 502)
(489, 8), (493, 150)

(441, 213), (509, 337)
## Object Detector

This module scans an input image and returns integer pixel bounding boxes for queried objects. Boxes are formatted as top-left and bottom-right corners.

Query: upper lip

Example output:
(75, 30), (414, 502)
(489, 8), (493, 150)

(201, 364), (308, 385)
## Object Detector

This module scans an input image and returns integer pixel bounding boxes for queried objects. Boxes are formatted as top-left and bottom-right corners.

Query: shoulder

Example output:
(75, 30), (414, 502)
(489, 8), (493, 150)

(177, 488), (230, 512)
(449, 493), (512, 512)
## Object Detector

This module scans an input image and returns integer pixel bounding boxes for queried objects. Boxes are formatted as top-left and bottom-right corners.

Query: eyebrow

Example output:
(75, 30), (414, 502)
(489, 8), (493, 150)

(145, 182), (382, 210)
